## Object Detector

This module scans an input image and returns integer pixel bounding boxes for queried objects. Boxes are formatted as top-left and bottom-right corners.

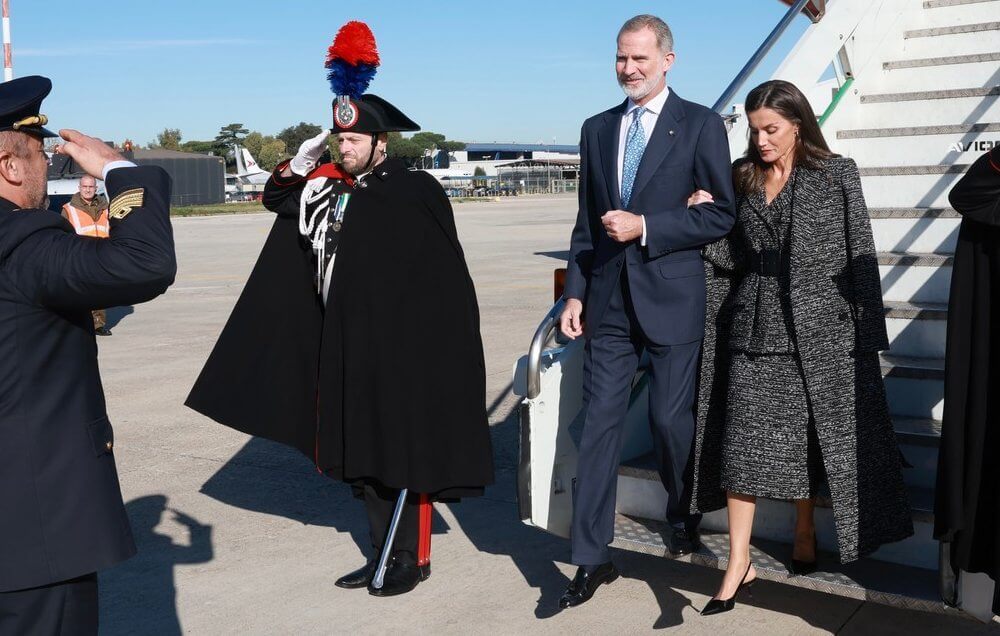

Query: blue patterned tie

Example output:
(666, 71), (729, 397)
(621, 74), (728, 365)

(620, 107), (647, 208)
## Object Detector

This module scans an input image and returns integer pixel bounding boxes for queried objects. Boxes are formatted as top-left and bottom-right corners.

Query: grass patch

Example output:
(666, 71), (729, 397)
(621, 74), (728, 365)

(171, 202), (267, 217)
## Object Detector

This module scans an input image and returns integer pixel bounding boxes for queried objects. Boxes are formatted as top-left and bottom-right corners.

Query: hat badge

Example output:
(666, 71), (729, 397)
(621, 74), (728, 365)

(335, 95), (359, 129)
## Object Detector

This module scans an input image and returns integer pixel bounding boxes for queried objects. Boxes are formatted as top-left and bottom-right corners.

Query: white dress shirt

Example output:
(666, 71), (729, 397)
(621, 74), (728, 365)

(617, 86), (669, 246)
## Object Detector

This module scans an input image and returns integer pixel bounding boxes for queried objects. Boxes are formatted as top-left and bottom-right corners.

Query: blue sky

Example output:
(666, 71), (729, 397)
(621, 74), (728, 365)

(14, 1), (811, 147)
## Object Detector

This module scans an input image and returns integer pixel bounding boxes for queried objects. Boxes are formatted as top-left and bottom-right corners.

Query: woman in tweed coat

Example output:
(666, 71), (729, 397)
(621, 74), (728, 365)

(691, 80), (912, 615)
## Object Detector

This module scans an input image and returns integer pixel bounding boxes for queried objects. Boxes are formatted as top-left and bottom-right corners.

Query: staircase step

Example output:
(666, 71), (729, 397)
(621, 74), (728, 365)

(924, 0), (998, 7)
(884, 300), (948, 320)
(884, 52), (1000, 70)
(839, 123), (1000, 139)
(881, 352), (945, 381)
(882, 355), (945, 420)
(610, 515), (950, 613)
(879, 252), (953, 267)
(861, 86), (1000, 103)
(895, 416), (943, 447)
(878, 252), (952, 304)
(870, 207), (959, 218)
(861, 164), (970, 177)
(906, 21), (1000, 38)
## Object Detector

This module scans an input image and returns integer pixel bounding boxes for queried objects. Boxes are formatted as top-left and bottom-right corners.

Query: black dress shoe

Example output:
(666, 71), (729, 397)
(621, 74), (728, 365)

(701, 562), (756, 616)
(558, 562), (620, 608)
(95, 327), (112, 336)
(335, 560), (376, 589)
(667, 528), (701, 556)
(368, 561), (423, 597)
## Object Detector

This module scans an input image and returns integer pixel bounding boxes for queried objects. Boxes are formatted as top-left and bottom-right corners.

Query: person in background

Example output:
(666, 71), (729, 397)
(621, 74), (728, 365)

(61, 175), (112, 335)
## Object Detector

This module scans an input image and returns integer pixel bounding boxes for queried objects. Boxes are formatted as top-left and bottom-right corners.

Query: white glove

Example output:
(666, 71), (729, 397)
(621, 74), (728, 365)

(289, 129), (331, 176)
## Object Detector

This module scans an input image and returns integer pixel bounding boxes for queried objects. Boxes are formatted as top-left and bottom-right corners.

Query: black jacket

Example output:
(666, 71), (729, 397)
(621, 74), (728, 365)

(187, 159), (494, 497)
(935, 147), (1000, 613)
(0, 166), (176, 592)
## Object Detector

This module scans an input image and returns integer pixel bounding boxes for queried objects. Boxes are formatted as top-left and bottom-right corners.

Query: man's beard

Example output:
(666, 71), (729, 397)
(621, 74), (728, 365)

(618, 74), (659, 101)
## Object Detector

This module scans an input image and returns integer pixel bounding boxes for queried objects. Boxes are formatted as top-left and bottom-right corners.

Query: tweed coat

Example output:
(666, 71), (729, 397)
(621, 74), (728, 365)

(692, 156), (913, 562)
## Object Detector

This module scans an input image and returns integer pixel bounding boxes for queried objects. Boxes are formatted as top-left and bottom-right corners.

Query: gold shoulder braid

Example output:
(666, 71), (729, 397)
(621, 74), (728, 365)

(108, 188), (145, 220)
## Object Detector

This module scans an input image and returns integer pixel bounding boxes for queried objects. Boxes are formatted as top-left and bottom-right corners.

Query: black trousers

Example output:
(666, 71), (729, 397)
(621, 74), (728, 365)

(0, 573), (98, 636)
(363, 483), (422, 566)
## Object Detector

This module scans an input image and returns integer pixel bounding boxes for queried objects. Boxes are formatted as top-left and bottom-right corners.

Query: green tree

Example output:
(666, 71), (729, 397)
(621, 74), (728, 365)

(155, 128), (182, 150)
(214, 123), (249, 162)
(278, 122), (324, 154)
(216, 122), (249, 145)
(386, 131), (423, 165)
(242, 131), (266, 160)
(241, 131), (288, 172)
(259, 139), (287, 171)
(180, 140), (218, 154)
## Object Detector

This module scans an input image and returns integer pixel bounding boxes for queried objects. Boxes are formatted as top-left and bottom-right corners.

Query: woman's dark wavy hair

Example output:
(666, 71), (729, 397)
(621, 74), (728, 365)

(735, 79), (839, 196)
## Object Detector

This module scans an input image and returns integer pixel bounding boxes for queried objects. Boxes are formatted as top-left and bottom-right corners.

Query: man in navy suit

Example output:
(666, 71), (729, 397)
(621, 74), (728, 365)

(558, 15), (735, 608)
(0, 76), (176, 635)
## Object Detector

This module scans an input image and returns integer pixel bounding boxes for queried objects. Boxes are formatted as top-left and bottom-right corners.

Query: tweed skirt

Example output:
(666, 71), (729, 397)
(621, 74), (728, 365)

(721, 351), (824, 499)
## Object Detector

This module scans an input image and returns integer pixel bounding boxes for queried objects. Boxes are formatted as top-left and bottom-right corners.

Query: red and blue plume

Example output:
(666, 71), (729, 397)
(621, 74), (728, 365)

(325, 21), (380, 99)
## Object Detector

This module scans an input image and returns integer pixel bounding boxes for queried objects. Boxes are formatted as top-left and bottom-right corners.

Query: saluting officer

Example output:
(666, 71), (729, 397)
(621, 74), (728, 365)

(0, 76), (177, 635)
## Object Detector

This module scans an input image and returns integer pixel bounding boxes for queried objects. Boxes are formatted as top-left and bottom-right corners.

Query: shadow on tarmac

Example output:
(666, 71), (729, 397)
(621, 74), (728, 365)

(100, 495), (213, 635)
(105, 305), (135, 330)
(534, 250), (570, 261)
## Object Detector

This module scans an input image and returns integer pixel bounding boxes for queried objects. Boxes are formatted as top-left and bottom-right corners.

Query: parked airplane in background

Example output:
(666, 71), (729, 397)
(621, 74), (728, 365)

(230, 146), (269, 185)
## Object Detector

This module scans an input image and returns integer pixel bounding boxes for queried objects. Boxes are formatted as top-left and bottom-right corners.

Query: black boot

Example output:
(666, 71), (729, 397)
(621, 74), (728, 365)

(368, 559), (423, 597)
(335, 560), (376, 589)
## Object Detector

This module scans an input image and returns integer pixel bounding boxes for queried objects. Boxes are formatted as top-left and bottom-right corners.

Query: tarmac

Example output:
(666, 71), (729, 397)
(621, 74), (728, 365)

(95, 194), (996, 634)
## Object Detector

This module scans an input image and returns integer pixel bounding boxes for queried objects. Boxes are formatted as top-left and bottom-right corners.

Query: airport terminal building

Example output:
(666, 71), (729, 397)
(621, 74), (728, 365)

(428, 143), (581, 196)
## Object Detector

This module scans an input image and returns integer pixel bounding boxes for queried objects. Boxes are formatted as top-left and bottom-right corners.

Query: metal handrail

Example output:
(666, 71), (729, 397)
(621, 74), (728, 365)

(711, 0), (816, 114)
(526, 298), (566, 399)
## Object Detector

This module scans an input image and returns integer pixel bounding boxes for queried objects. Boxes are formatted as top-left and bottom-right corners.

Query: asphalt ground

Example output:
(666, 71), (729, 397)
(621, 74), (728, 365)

(95, 195), (995, 634)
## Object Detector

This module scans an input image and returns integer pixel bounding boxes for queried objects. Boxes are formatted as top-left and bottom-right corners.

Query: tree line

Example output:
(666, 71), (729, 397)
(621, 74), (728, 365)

(150, 123), (466, 172)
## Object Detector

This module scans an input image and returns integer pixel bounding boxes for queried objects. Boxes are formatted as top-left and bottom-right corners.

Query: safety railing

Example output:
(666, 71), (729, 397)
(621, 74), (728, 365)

(526, 298), (566, 399)
(712, 0), (822, 114)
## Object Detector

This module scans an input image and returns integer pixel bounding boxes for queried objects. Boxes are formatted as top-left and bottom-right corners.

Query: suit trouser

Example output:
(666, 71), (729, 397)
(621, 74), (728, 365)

(0, 573), (98, 636)
(363, 483), (422, 566)
(570, 274), (702, 566)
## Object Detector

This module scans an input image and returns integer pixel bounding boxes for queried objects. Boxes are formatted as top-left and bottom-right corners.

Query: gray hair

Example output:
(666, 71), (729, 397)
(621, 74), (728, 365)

(0, 131), (32, 159)
(618, 14), (673, 53)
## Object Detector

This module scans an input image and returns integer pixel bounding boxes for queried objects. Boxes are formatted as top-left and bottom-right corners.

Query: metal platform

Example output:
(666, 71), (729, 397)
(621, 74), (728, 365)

(611, 514), (964, 617)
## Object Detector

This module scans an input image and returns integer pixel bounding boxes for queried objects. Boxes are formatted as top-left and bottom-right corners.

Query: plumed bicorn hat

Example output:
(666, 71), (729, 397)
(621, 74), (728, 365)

(325, 21), (420, 134)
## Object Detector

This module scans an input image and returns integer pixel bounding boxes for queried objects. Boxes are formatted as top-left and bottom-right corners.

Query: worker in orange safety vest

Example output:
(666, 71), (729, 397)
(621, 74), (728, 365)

(61, 175), (112, 335)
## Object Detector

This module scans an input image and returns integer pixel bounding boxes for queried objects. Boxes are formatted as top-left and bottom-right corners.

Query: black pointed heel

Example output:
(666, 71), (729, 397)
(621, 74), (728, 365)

(701, 562), (755, 616)
(790, 535), (818, 575)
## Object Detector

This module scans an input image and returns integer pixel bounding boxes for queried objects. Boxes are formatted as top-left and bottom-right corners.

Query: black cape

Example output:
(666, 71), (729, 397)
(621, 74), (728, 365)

(934, 148), (1000, 613)
(186, 159), (494, 498)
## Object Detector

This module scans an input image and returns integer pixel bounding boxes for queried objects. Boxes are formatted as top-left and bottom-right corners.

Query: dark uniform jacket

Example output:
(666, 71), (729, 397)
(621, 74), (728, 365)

(187, 159), (494, 498)
(0, 166), (176, 592)
(935, 147), (1000, 613)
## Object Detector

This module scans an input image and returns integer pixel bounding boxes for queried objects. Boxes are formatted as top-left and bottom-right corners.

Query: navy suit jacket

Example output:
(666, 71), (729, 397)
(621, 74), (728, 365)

(0, 166), (176, 592)
(565, 91), (736, 344)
